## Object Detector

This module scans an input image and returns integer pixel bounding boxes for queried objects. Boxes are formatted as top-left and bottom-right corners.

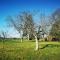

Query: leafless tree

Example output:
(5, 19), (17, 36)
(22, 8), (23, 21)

(19, 12), (35, 40)
(6, 16), (23, 42)
(6, 11), (35, 41)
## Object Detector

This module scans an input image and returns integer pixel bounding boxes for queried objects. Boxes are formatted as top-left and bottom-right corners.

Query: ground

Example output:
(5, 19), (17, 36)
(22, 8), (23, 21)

(0, 39), (60, 60)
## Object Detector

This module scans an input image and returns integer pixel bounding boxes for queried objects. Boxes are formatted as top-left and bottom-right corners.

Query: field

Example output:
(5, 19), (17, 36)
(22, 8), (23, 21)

(0, 39), (60, 60)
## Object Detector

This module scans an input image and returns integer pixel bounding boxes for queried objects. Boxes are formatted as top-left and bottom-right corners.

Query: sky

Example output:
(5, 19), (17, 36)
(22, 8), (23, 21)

(0, 0), (60, 37)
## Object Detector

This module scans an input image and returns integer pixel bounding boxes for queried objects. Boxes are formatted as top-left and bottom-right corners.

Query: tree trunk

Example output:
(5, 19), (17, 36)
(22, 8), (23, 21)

(20, 31), (23, 43)
(21, 38), (23, 42)
(27, 34), (29, 40)
(35, 35), (39, 51)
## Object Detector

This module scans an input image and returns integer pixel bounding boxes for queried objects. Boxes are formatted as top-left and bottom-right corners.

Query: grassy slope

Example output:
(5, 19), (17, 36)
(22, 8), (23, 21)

(0, 39), (60, 60)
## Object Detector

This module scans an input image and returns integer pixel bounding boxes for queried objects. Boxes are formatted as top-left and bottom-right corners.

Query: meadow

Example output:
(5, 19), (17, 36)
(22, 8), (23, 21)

(0, 39), (60, 60)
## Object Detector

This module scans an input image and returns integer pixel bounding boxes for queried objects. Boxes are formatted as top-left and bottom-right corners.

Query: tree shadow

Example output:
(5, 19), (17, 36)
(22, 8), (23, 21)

(40, 44), (60, 49)
(40, 44), (48, 49)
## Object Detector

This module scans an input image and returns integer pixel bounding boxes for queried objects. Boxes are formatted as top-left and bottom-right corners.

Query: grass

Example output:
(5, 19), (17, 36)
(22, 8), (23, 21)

(0, 39), (60, 60)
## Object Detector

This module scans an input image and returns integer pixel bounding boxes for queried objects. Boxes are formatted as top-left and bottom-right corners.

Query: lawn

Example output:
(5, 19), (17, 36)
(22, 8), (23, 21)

(0, 39), (60, 60)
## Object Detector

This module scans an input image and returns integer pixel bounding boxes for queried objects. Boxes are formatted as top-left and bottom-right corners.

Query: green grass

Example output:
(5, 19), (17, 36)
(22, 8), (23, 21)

(0, 39), (60, 60)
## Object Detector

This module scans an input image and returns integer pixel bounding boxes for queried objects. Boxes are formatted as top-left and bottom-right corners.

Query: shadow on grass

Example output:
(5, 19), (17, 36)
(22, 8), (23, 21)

(40, 44), (60, 49)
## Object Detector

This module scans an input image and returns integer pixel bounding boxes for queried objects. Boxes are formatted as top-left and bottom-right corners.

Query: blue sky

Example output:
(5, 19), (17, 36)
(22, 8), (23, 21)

(0, 0), (60, 37)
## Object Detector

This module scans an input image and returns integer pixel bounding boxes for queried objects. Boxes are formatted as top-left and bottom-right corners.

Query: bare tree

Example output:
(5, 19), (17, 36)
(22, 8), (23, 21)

(6, 16), (23, 42)
(19, 12), (35, 40)
(6, 11), (35, 41)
